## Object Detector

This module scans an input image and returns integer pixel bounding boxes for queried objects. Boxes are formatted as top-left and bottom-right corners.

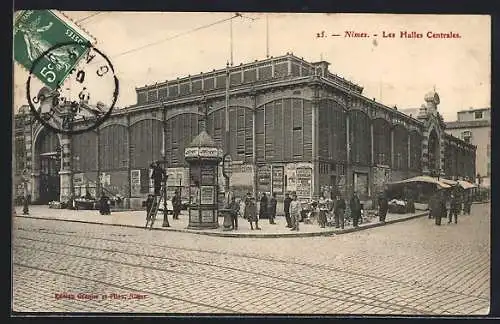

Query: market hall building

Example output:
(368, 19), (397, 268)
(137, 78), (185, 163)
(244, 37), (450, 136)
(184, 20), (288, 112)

(14, 53), (476, 208)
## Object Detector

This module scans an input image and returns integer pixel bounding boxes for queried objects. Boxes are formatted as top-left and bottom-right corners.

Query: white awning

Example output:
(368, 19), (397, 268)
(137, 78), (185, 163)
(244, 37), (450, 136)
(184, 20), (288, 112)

(39, 152), (58, 156)
(457, 180), (477, 189)
(388, 175), (451, 189)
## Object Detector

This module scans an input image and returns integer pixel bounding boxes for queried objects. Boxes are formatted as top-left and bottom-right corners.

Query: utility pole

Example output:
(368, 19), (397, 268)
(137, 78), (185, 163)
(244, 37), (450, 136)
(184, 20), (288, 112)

(224, 62), (231, 198)
(266, 14), (270, 58)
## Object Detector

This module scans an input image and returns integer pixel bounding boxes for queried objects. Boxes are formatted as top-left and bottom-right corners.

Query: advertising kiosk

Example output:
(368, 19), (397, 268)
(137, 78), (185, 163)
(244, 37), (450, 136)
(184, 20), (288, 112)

(184, 130), (223, 229)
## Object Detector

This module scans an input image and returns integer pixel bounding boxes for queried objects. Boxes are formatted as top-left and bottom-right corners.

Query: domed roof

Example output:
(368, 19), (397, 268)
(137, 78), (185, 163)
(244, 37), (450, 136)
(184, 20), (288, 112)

(188, 130), (218, 148)
(424, 91), (440, 104)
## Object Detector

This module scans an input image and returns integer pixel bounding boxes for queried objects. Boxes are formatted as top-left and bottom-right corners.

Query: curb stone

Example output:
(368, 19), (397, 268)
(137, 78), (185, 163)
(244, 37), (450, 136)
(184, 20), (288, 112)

(15, 211), (429, 238)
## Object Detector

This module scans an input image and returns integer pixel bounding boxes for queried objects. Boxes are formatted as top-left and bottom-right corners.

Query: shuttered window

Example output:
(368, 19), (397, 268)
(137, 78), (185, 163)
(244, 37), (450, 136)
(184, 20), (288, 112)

(72, 131), (98, 172)
(393, 125), (408, 170)
(409, 131), (421, 171)
(130, 120), (162, 169)
(349, 110), (371, 165)
(372, 118), (391, 165)
(99, 125), (128, 171)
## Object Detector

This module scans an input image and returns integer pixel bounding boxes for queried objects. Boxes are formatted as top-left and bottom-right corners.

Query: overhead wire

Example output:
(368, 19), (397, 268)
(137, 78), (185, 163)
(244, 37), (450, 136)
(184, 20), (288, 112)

(75, 12), (104, 24)
(89, 13), (247, 65)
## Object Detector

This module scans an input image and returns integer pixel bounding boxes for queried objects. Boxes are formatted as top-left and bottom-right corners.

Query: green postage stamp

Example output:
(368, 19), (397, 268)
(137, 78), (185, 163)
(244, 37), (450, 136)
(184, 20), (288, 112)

(14, 10), (95, 89)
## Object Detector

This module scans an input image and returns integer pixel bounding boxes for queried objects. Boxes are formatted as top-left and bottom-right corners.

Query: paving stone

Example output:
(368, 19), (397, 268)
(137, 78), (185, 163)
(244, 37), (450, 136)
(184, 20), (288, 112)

(12, 203), (489, 314)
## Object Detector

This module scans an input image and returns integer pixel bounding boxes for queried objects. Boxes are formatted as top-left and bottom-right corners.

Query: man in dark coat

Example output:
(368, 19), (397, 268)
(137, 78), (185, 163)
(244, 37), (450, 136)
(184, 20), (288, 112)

(268, 192), (277, 224)
(378, 192), (389, 223)
(228, 195), (240, 230)
(99, 192), (110, 215)
(433, 191), (444, 226)
(448, 191), (460, 224)
(172, 190), (182, 220)
(259, 192), (269, 220)
(283, 192), (292, 228)
(150, 162), (166, 197)
(350, 192), (362, 228)
(334, 194), (346, 229)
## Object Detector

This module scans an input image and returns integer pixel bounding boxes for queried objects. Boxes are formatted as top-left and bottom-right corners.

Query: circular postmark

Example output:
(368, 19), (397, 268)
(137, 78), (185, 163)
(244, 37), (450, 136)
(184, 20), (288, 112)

(26, 41), (119, 135)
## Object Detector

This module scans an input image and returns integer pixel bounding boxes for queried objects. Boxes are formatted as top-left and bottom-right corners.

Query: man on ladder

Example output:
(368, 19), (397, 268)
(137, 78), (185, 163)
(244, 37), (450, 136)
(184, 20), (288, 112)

(145, 161), (169, 229)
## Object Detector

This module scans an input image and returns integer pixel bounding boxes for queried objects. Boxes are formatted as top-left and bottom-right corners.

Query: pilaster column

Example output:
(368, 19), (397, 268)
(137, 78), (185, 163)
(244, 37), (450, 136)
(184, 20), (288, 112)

(127, 114), (131, 207)
(311, 90), (320, 199)
(23, 115), (34, 200)
(407, 134), (411, 169)
(390, 128), (395, 168)
(439, 136), (445, 177)
(31, 172), (40, 201)
(59, 134), (73, 203)
(96, 128), (101, 196)
(370, 123), (374, 165)
(252, 91), (258, 198)
(346, 114), (350, 164)
(345, 113), (351, 196)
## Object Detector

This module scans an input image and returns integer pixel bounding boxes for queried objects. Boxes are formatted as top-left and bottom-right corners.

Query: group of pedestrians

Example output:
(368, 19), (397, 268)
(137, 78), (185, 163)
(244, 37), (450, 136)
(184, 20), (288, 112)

(429, 188), (472, 225)
(239, 191), (281, 230)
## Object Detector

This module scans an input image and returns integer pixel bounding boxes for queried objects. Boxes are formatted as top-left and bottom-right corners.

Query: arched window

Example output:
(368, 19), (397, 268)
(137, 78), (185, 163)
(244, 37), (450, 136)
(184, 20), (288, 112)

(393, 125), (408, 170)
(318, 99), (347, 163)
(349, 110), (371, 165)
(372, 118), (391, 166)
(72, 131), (97, 172)
(167, 114), (201, 166)
(227, 106), (253, 162)
(99, 124), (128, 171)
(130, 119), (162, 169)
(256, 98), (312, 163)
(409, 131), (422, 171)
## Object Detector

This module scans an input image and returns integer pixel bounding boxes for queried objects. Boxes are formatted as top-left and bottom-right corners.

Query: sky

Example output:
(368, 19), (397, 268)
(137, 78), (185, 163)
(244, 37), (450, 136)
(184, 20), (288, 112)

(13, 12), (491, 122)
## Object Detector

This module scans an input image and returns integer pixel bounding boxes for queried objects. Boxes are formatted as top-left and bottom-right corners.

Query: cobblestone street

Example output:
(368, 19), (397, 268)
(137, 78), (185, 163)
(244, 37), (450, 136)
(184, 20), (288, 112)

(12, 203), (490, 315)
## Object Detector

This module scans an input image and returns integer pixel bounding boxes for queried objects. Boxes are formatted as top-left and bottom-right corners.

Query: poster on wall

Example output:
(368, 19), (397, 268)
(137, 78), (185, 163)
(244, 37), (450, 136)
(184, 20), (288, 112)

(258, 165), (271, 194)
(130, 170), (141, 196)
(201, 210), (214, 222)
(73, 173), (84, 186)
(354, 172), (369, 198)
(296, 167), (312, 199)
(189, 209), (199, 223)
(272, 166), (284, 195)
(201, 165), (215, 184)
(200, 186), (215, 205)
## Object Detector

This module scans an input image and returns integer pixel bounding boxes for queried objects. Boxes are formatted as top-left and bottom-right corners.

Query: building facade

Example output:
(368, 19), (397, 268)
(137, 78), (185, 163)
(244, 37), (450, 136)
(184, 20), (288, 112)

(14, 53), (476, 208)
(445, 108), (491, 188)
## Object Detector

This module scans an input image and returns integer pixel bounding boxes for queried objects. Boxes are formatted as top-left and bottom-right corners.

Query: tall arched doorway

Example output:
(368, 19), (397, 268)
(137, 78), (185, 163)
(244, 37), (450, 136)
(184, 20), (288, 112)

(35, 128), (61, 204)
(428, 129), (440, 173)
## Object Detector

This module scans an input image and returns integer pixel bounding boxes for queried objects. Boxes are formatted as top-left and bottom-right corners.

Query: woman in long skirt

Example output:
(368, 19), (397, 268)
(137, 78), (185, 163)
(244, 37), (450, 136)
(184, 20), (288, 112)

(246, 197), (261, 230)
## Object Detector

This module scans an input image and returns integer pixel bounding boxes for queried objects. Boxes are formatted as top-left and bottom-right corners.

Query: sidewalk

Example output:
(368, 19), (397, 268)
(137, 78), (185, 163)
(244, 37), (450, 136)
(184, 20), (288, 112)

(14, 206), (428, 238)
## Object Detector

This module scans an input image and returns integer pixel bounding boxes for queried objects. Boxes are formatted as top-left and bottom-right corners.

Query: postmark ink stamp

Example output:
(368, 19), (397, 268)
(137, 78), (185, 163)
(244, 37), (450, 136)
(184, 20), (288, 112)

(14, 10), (119, 135)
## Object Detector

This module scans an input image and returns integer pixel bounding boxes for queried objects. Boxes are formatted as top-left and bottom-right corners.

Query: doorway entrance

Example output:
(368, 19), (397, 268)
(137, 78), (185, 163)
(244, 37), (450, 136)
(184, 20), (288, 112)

(39, 154), (60, 203)
(35, 129), (61, 204)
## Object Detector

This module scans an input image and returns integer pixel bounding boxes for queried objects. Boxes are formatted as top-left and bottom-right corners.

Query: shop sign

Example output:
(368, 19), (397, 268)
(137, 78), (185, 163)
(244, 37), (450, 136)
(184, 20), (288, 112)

(185, 147), (223, 159)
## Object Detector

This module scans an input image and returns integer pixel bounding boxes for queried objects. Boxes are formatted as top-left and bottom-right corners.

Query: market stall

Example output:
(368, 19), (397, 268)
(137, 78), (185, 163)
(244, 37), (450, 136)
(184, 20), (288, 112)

(386, 175), (451, 211)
